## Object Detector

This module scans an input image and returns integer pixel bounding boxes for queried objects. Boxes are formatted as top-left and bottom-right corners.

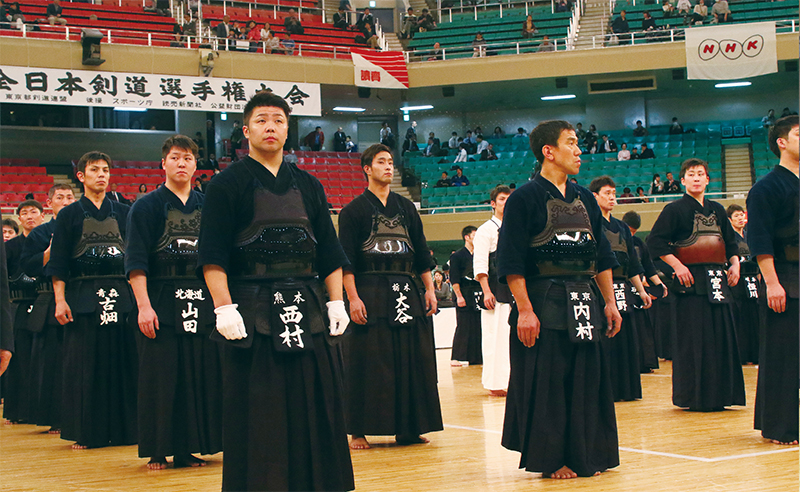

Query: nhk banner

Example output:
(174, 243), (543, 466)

(684, 21), (777, 80)
(351, 49), (409, 89)
(0, 66), (322, 116)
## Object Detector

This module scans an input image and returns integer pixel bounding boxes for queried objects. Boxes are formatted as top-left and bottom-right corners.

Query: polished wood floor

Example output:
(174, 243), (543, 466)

(1, 351), (797, 492)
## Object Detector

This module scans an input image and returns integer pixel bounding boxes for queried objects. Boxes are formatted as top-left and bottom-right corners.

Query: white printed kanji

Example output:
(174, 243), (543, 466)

(573, 301), (591, 321)
(582, 292), (591, 301)
(293, 291), (305, 303)
(392, 283), (400, 292)
(570, 292), (579, 301)
(394, 290), (412, 324)
(175, 288), (205, 300)
(576, 322), (594, 340)
(183, 319), (198, 333)
(274, 292), (285, 304)
(278, 305), (305, 348)
(708, 270), (726, 302)
(100, 310), (118, 325)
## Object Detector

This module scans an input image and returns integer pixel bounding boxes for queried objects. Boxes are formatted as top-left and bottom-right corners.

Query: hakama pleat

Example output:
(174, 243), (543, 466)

(733, 297), (760, 364)
(30, 324), (63, 428)
(481, 303), (511, 391)
(3, 303), (34, 423)
(451, 306), (482, 364)
(601, 312), (642, 401)
(633, 308), (659, 372)
(653, 295), (676, 360)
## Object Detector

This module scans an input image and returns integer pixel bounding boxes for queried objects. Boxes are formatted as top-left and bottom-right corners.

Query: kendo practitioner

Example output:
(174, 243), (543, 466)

(746, 115), (799, 445)
(3, 199), (44, 424)
(474, 185), (513, 396)
(1, 239), (14, 377)
(726, 204), (760, 364)
(50, 151), (138, 449)
(590, 177), (652, 402)
(20, 184), (75, 432)
(198, 92), (354, 491)
(647, 158), (744, 412)
(125, 135), (222, 470)
(498, 120), (622, 479)
(448, 225), (483, 367)
(339, 143), (443, 451)
(620, 210), (668, 373)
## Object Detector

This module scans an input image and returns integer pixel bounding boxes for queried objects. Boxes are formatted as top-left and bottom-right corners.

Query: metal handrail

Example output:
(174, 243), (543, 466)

(404, 35), (566, 62)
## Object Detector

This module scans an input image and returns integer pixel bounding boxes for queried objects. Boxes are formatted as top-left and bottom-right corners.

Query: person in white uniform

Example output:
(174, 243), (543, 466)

(474, 185), (513, 396)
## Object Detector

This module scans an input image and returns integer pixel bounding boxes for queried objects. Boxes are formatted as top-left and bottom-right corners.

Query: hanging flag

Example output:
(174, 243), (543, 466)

(684, 22), (777, 80)
(351, 49), (409, 89)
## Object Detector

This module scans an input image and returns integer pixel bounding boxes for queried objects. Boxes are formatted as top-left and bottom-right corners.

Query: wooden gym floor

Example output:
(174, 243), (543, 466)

(1, 350), (797, 492)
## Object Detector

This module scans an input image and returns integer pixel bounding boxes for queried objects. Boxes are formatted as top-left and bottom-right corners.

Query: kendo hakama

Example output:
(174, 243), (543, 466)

(498, 176), (619, 477)
(125, 186), (222, 460)
(449, 246), (483, 365)
(651, 258), (676, 360)
(731, 232), (760, 364)
(198, 158), (354, 491)
(49, 197), (138, 447)
(601, 216), (644, 401)
(747, 165), (799, 443)
(630, 235), (660, 372)
(647, 195), (745, 411)
(338, 190), (443, 439)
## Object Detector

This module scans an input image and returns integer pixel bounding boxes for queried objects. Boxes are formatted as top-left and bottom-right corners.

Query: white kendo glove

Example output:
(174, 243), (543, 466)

(214, 304), (247, 340)
(326, 300), (350, 336)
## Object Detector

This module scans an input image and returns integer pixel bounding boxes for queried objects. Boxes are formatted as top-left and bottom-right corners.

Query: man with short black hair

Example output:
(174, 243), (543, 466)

(449, 225), (482, 367)
(664, 171), (682, 194)
(639, 142), (655, 159)
(726, 203), (759, 365)
(2, 219), (18, 241)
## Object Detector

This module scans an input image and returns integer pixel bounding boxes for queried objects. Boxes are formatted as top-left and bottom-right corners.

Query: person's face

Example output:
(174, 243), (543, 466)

(244, 106), (288, 155)
(603, 135), (608, 141)
(365, 151), (394, 185)
(637, 188), (645, 196)
(492, 192), (510, 217)
(3, 225), (17, 241)
(464, 230), (476, 245)
(163, 146), (197, 186)
(18, 205), (43, 233)
(545, 129), (582, 175)
(681, 165), (710, 194)
(621, 143), (627, 150)
(442, 172), (448, 179)
(78, 159), (110, 194)
(777, 125), (800, 162)
(223, 15), (230, 23)
(48, 188), (75, 216)
(593, 185), (617, 213)
(434, 271), (443, 282)
(434, 42), (440, 49)
(456, 169), (463, 176)
(666, 172), (674, 181)
(729, 210), (747, 230)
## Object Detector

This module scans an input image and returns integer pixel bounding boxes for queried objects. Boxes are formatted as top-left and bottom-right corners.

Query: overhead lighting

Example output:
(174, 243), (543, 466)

(401, 105), (434, 111)
(714, 81), (751, 88)
(333, 106), (366, 112)
(540, 94), (576, 101)
(220, 112), (228, 121)
(113, 107), (147, 112)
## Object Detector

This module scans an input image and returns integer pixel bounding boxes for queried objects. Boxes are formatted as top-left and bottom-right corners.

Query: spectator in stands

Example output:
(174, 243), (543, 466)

(215, 15), (232, 49)
(423, 138), (441, 157)
(137, 184), (148, 200)
(230, 120), (243, 153)
(636, 186), (649, 203)
(359, 22), (379, 49)
(355, 7), (374, 31)
(633, 120), (649, 136)
(537, 36), (555, 52)
(193, 177), (204, 194)
(611, 10), (630, 44)
(24, 193), (34, 200)
(427, 42), (443, 61)
(676, 0), (692, 16)
(664, 171), (682, 194)
(345, 135), (357, 153)
(711, 0), (731, 23)
(649, 173), (664, 195)
(207, 153), (220, 172)
(4, 2), (24, 29)
(433, 270), (453, 306)
(521, 15), (538, 39)
(451, 167), (469, 186)
(476, 135), (489, 154)
(513, 127), (527, 140)
(443, 132), (458, 149)
(599, 134), (618, 153)
(261, 28), (282, 54)
(780, 107), (795, 117)
(454, 143), (468, 163)
(575, 122), (587, 142)
(669, 117), (684, 134)
(642, 11), (660, 39)
(662, 0), (675, 18)
(556, 0), (570, 13)
(619, 187), (636, 204)
(417, 9), (436, 32)
(428, 132), (441, 148)
(630, 146), (640, 159)
(640, 142), (655, 159)
(334, 7), (350, 30)
(284, 9), (304, 35)
(463, 130), (477, 154)
(472, 33), (486, 57)
(247, 21), (262, 52)
(339, 0), (352, 11)
(47, 0), (67, 26)
(585, 124), (599, 147)
(690, 0), (708, 25)
(480, 143), (498, 161)
(333, 127), (347, 152)
(435, 172), (451, 188)
(231, 21), (246, 50)
(193, 131), (205, 158)
(493, 127), (504, 138)
(2, 219), (18, 241)
(762, 109), (776, 129)
(108, 183), (131, 205)
(282, 32), (297, 55)
(400, 7), (417, 39)
(403, 121), (418, 155)
(304, 126), (325, 152)
(618, 142), (631, 161)
(474, 126), (484, 138)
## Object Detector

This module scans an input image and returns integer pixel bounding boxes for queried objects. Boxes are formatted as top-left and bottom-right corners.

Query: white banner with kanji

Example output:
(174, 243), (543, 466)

(684, 22), (777, 80)
(351, 49), (409, 89)
(0, 66), (321, 115)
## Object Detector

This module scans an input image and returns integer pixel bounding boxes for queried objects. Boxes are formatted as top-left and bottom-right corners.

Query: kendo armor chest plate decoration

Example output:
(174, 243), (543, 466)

(150, 205), (202, 279)
(528, 196), (597, 278)
(672, 211), (726, 265)
(358, 210), (415, 274)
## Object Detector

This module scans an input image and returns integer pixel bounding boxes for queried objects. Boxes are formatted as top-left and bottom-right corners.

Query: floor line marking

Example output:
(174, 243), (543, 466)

(707, 447), (799, 462)
(443, 424), (502, 435)
(618, 447), (713, 462)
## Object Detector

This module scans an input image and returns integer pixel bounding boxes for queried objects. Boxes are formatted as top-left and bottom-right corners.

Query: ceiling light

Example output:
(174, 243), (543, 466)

(714, 81), (751, 88)
(333, 106), (366, 112)
(220, 112), (228, 121)
(113, 107), (147, 112)
(401, 105), (434, 111)
(540, 94), (576, 101)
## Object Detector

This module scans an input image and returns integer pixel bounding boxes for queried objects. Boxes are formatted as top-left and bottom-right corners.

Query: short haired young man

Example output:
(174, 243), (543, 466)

(474, 185), (513, 396)
(198, 91), (354, 491)
(19, 184), (75, 432)
(125, 135), (222, 470)
(746, 115), (799, 445)
(449, 224), (482, 367)
(647, 158), (744, 412)
(49, 151), (138, 449)
(338, 143), (443, 450)
(589, 176), (652, 402)
(497, 120), (622, 479)
(2, 219), (18, 241)
(725, 203), (760, 365)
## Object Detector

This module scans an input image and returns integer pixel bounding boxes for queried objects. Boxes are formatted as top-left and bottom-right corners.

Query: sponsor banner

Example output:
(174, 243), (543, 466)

(351, 49), (409, 89)
(0, 66), (321, 115)
(685, 22), (777, 80)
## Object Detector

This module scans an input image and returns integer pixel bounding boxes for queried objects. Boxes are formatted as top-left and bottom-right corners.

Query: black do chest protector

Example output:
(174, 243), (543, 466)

(528, 195), (597, 278)
(71, 199), (125, 278)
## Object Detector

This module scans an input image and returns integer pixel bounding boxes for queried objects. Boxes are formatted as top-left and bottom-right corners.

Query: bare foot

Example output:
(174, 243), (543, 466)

(770, 439), (799, 445)
(147, 457), (168, 470)
(3, 420), (16, 425)
(396, 435), (430, 445)
(489, 389), (507, 397)
(546, 466), (578, 479)
(48, 428), (61, 435)
(174, 454), (207, 468)
(350, 436), (370, 449)
(450, 360), (468, 367)
(72, 443), (87, 450)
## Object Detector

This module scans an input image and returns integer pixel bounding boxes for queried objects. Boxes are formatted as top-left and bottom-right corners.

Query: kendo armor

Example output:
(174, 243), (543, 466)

(358, 209), (415, 274)
(672, 212), (726, 265)
(528, 196), (597, 278)
(71, 204), (125, 278)
(773, 192), (799, 264)
(604, 227), (630, 280)
(8, 272), (38, 302)
(149, 205), (202, 279)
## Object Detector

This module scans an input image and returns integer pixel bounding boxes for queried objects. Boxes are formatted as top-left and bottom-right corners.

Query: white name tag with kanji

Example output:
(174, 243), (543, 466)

(705, 268), (732, 304)
(271, 287), (313, 353)
(564, 282), (600, 344)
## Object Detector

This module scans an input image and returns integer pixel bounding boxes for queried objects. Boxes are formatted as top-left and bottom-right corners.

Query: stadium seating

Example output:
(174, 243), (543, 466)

(0, 159), (54, 207)
(294, 151), (363, 208)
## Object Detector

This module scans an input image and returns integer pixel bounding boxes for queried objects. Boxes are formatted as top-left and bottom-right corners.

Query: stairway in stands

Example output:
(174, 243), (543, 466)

(723, 144), (753, 193)
(574, 2), (611, 49)
(392, 168), (414, 202)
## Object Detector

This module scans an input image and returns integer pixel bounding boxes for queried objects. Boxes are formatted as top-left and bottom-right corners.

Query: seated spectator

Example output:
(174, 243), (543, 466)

(617, 142), (631, 161)
(642, 11), (659, 38)
(427, 42), (443, 61)
(762, 109), (776, 129)
(183, 14), (197, 40)
(423, 138), (441, 157)
(359, 22), (379, 49)
(5, 2), (25, 29)
(537, 35), (555, 52)
(400, 7), (417, 39)
(636, 186), (649, 203)
(619, 187), (636, 204)
(448, 131), (459, 149)
(521, 15), (538, 39)
(480, 143), (498, 161)
(282, 34), (296, 55)
(137, 184), (148, 201)
(417, 9), (436, 32)
(261, 29), (283, 54)
(193, 178), (204, 194)
(669, 117), (684, 134)
(2, 218), (19, 241)
(585, 124), (599, 147)
(472, 33), (486, 58)
(345, 135), (357, 153)
(649, 174), (664, 195)
(676, 0), (692, 15)
(662, 0), (675, 17)
(555, 0), (570, 12)
(284, 9), (304, 35)
(611, 10), (630, 43)
(493, 127), (504, 138)
(781, 107), (795, 117)
(435, 172), (451, 188)
(630, 146), (640, 159)
(513, 127), (527, 140)
(474, 126), (483, 138)
(633, 120), (648, 136)
(711, 0), (732, 23)
(599, 134), (617, 153)
(333, 7), (349, 30)
(476, 135), (489, 154)
(47, 0), (67, 26)
(664, 171), (682, 194)
(247, 21), (262, 52)
(463, 130), (477, 154)
(639, 142), (655, 159)
(575, 122), (587, 141)
(454, 143), (468, 163)
(586, 140), (599, 154)
(691, 0), (708, 25)
(451, 167), (469, 186)
(355, 7), (374, 31)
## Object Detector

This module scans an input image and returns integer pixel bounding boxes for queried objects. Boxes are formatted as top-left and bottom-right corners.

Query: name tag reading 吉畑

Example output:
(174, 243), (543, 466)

(613, 282), (629, 313)
(743, 275), (759, 300)
(705, 268), (732, 304)
(564, 282), (600, 344)
(271, 288), (314, 353)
